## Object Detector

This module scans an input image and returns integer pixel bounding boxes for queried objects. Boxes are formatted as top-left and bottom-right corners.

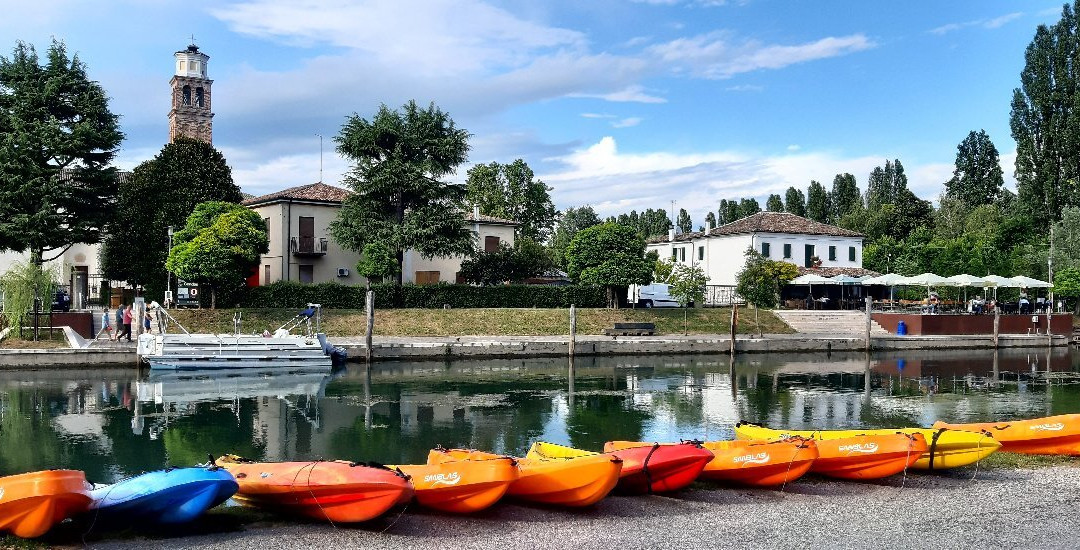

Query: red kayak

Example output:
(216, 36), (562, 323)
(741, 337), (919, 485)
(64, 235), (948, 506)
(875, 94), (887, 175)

(603, 441), (714, 494)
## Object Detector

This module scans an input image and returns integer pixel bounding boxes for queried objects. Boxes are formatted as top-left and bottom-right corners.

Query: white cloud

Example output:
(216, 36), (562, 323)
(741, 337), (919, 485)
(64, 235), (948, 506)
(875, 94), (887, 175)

(930, 12), (1024, 35)
(648, 32), (875, 79)
(726, 84), (764, 92)
(612, 117), (643, 128)
(786, 144), (801, 151)
(569, 85), (668, 104)
(581, 113), (616, 119)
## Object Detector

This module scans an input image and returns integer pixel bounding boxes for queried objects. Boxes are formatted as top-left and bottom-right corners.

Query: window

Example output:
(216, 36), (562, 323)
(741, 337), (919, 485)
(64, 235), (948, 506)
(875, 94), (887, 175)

(828, 246), (837, 261)
(298, 216), (315, 253)
(783, 243), (792, 258)
(484, 235), (500, 253)
(263, 217), (270, 241)
(680, 247), (686, 262)
(264, 265), (270, 286)
(178, 60), (185, 72)
(697, 246), (704, 261)
(804, 244), (815, 267)
(761, 242), (770, 258)
(455, 272), (466, 284)
(849, 246), (856, 262)
(195, 87), (204, 107)
(182, 85), (191, 106)
(415, 271), (440, 285)
(672, 249), (678, 260)
(299, 265), (314, 284)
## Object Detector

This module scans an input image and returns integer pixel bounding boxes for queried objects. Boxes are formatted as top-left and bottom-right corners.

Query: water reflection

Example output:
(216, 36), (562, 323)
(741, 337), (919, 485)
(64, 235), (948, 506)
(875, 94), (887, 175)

(1, 347), (1077, 482)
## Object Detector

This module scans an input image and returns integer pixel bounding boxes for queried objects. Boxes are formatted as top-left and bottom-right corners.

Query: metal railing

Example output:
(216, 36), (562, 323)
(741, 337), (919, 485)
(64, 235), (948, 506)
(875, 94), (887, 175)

(290, 237), (328, 256)
(704, 285), (744, 307)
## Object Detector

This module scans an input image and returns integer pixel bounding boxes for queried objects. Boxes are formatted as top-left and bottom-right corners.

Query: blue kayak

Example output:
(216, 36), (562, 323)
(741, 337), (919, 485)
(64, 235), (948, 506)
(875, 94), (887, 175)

(89, 466), (238, 525)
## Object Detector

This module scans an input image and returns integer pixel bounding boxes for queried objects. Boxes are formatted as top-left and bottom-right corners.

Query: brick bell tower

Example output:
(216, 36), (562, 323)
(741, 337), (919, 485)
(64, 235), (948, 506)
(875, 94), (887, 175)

(168, 44), (214, 143)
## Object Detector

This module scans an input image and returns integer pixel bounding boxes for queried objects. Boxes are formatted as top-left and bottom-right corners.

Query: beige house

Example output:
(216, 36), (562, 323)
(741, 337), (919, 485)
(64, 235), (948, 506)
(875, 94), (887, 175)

(243, 182), (518, 285)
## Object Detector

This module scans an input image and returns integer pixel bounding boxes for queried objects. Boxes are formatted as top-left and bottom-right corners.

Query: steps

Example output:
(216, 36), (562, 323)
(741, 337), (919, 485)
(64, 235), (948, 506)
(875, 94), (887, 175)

(773, 310), (889, 335)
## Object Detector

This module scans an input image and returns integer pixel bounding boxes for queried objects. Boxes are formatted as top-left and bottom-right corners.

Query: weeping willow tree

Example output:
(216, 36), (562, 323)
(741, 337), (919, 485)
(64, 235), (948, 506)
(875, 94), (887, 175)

(0, 261), (57, 339)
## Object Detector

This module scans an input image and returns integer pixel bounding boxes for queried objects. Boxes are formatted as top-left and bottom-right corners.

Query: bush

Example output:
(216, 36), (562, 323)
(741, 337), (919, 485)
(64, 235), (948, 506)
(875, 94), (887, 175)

(239, 281), (605, 309)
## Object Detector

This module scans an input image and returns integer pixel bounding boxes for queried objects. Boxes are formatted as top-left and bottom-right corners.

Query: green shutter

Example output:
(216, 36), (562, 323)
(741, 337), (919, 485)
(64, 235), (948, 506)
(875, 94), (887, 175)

(762, 242), (770, 257)
(804, 244), (814, 267)
(849, 246), (856, 262)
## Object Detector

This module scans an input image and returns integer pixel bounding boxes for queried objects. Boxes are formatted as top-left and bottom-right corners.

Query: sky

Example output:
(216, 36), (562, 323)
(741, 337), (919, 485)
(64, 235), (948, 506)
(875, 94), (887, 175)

(0, 0), (1069, 228)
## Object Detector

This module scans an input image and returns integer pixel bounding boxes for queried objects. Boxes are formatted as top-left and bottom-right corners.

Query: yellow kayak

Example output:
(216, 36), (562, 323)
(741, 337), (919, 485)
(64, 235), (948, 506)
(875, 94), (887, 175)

(734, 423), (1000, 470)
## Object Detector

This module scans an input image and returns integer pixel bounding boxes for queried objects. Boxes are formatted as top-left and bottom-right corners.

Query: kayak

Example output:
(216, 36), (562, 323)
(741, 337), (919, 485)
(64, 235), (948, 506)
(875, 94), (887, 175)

(394, 450), (518, 513)
(88, 466), (238, 525)
(601, 441), (715, 493)
(698, 439), (818, 486)
(217, 456), (413, 522)
(444, 445), (621, 507)
(735, 424), (926, 480)
(735, 424), (999, 470)
(934, 414), (1080, 455)
(0, 470), (92, 538)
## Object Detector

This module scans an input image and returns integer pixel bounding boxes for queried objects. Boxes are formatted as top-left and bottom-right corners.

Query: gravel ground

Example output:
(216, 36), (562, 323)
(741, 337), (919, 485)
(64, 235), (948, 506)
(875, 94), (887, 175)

(71, 465), (1080, 550)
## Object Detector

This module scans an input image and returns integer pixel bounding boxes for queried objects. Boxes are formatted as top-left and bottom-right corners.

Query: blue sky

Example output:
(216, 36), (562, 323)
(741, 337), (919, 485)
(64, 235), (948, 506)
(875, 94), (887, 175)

(0, 0), (1066, 227)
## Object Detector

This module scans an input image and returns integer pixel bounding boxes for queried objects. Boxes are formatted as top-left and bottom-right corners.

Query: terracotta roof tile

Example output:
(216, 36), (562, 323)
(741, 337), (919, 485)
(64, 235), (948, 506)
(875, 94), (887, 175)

(242, 182), (352, 206)
(797, 266), (881, 278)
(648, 212), (862, 243)
(464, 212), (518, 225)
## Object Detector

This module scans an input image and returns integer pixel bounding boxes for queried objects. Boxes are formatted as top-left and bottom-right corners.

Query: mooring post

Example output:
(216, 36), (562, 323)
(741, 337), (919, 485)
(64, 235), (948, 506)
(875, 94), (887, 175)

(365, 290), (374, 364)
(864, 297), (872, 351)
(993, 309), (1000, 348)
(569, 304), (577, 357)
(729, 303), (738, 356)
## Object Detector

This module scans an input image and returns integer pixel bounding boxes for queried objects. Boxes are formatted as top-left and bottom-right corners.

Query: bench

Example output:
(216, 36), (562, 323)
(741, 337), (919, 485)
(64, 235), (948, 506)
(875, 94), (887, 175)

(604, 322), (656, 336)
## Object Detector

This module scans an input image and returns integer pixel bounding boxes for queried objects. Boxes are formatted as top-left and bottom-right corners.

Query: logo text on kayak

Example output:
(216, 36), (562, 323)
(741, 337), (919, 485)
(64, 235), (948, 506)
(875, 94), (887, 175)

(733, 452), (770, 465)
(424, 472), (461, 486)
(838, 443), (879, 454)
(1030, 423), (1065, 432)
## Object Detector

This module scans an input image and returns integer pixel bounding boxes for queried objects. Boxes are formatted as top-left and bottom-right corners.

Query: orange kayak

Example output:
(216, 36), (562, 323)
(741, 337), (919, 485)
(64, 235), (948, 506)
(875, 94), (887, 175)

(441, 446), (622, 507)
(698, 439), (819, 486)
(602, 441), (715, 494)
(806, 433), (926, 480)
(934, 414), (1080, 455)
(394, 450), (518, 513)
(218, 456), (413, 522)
(0, 470), (92, 538)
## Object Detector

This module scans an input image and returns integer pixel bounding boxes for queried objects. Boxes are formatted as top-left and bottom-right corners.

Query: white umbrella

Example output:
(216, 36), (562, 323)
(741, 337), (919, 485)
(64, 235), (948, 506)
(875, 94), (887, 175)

(984, 275), (1020, 288)
(946, 274), (988, 309)
(791, 274), (835, 306)
(1011, 275), (1053, 288)
(903, 273), (950, 286)
(862, 273), (906, 286)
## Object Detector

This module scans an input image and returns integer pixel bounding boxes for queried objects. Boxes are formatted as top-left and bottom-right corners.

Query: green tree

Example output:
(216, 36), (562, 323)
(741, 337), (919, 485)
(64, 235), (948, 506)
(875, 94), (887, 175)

(0, 261), (57, 339)
(1010, 2), (1080, 229)
(465, 159), (557, 242)
(566, 223), (653, 307)
(735, 249), (798, 335)
(330, 101), (473, 285)
(704, 211), (717, 230)
(0, 39), (123, 264)
(784, 187), (806, 216)
(550, 205), (601, 269)
(166, 202), (269, 308)
(100, 138), (242, 299)
(718, 199), (740, 224)
(653, 257), (675, 283)
(669, 262), (708, 334)
(459, 238), (553, 285)
(357, 242), (400, 286)
(676, 208), (692, 233)
(1051, 207), (1080, 272)
(1054, 267), (1080, 314)
(945, 130), (1004, 209)
(739, 198), (761, 217)
(806, 180), (830, 222)
(830, 173), (862, 222)
(766, 194), (784, 212)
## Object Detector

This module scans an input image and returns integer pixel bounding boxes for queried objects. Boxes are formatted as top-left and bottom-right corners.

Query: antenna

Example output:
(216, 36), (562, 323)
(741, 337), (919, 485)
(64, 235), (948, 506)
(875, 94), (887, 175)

(189, 34), (197, 45)
(315, 133), (323, 183)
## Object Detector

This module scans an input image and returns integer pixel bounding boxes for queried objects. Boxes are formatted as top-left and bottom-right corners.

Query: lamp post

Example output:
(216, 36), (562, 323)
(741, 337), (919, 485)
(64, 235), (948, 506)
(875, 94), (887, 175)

(166, 226), (174, 307)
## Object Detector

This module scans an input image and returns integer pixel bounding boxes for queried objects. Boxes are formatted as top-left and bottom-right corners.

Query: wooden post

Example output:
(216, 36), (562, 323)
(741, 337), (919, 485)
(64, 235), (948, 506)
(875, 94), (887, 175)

(365, 290), (374, 364)
(864, 297), (872, 351)
(729, 303), (738, 356)
(993, 309), (1000, 348)
(569, 304), (577, 357)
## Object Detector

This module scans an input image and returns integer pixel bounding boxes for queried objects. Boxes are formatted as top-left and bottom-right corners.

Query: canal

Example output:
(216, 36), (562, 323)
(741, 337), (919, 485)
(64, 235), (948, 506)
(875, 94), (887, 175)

(1, 347), (1077, 482)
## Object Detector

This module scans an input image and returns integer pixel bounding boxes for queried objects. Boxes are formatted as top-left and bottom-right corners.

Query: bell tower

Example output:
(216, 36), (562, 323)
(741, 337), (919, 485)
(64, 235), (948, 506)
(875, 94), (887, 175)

(168, 44), (214, 143)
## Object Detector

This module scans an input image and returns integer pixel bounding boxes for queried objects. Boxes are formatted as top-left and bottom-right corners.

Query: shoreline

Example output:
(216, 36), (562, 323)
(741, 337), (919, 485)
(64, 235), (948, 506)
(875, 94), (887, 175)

(0, 333), (1068, 368)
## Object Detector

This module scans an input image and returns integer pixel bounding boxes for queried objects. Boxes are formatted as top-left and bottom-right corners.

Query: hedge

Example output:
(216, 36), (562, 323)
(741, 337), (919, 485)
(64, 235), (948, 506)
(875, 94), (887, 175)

(239, 281), (607, 309)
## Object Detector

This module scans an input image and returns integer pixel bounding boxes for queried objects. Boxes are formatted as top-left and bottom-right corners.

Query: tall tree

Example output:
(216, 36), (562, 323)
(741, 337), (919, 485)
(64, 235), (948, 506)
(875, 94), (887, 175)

(719, 199), (740, 224)
(806, 180), (830, 222)
(0, 39), (123, 264)
(784, 187), (806, 216)
(330, 101), (473, 284)
(739, 198), (761, 217)
(1052, 206), (1080, 272)
(830, 173), (862, 221)
(550, 205), (601, 269)
(1010, 3), (1080, 229)
(566, 222), (653, 307)
(945, 130), (1005, 209)
(100, 138), (242, 299)
(465, 159), (557, 242)
(766, 194), (784, 212)
(676, 208), (692, 233)
(704, 211), (717, 230)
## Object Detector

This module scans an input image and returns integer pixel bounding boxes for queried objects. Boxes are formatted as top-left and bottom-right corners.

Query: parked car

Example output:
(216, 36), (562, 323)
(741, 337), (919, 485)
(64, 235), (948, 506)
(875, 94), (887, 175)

(629, 283), (685, 308)
(52, 288), (71, 312)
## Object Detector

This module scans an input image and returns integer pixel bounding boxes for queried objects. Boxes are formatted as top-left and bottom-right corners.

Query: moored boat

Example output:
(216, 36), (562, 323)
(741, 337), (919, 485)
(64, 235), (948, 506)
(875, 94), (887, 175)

(735, 423), (926, 480)
(735, 424), (999, 470)
(217, 456), (412, 522)
(87, 466), (238, 526)
(601, 441), (715, 494)
(698, 439), (818, 486)
(394, 450), (518, 513)
(934, 414), (1080, 455)
(0, 470), (93, 538)
(445, 446), (621, 507)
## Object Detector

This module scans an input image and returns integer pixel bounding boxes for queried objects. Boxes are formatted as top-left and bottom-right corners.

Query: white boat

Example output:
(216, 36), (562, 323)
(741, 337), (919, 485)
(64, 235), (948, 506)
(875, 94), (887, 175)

(137, 304), (346, 370)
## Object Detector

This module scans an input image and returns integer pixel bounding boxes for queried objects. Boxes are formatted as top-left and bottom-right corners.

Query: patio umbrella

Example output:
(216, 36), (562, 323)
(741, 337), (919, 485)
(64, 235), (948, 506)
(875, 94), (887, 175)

(831, 275), (865, 310)
(1010, 275), (1052, 288)
(945, 274), (988, 308)
(790, 274), (835, 303)
(863, 273), (906, 303)
(983, 275), (1019, 301)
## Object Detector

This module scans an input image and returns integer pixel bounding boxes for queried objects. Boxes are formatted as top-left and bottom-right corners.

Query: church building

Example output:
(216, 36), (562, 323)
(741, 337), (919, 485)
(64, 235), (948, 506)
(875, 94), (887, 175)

(169, 44), (214, 143)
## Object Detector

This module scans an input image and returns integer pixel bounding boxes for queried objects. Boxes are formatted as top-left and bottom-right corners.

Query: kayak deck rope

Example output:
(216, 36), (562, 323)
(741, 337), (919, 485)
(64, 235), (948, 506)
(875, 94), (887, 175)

(641, 443), (661, 495)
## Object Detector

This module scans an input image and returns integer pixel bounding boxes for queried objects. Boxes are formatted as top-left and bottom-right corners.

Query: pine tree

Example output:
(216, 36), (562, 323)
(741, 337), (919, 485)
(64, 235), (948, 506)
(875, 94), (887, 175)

(704, 211), (717, 230)
(784, 187), (806, 216)
(806, 180), (830, 222)
(766, 194), (784, 212)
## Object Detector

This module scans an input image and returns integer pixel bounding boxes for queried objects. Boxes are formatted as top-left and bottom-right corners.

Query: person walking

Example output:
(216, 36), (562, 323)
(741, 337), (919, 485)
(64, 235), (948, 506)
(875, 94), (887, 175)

(122, 305), (133, 342)
(114, 305), (124, 341)
(101, 308), (113, 340)
(143, 310), (152, 335)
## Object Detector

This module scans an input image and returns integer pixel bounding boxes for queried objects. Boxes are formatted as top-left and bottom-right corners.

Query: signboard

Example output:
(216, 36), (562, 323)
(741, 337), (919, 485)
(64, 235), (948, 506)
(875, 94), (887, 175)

(176, 280), (200, 308)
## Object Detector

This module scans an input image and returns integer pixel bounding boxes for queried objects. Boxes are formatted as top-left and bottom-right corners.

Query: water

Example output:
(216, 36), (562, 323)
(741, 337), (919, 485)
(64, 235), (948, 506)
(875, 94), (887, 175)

(1, 348), (1078, 483)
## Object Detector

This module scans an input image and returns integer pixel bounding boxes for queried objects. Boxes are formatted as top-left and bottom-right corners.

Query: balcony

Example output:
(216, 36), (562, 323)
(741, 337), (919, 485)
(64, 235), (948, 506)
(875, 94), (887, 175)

(291, 236), (328, 257)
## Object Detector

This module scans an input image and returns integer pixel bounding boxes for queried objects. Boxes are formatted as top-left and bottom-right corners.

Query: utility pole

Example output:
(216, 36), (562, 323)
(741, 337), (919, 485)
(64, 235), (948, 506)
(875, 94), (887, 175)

(315, 134), (324, 183)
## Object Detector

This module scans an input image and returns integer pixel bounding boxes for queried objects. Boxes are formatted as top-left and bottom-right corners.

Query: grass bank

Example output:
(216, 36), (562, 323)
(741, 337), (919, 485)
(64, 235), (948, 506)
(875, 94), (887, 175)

(170, 307), (794, 337)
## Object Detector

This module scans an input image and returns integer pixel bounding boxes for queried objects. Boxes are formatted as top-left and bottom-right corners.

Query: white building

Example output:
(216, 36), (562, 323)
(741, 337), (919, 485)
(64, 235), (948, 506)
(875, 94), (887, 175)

(645, 211), (866, 287)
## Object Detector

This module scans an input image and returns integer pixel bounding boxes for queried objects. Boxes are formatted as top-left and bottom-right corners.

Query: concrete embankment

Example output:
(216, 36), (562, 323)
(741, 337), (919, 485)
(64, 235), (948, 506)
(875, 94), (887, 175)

(0, 333), (1066, 368)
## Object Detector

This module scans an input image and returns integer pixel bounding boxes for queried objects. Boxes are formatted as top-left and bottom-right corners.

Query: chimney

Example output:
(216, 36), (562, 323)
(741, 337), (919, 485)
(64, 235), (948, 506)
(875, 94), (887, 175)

(473, 205), (480, 219)
(668, 228), (675, 241)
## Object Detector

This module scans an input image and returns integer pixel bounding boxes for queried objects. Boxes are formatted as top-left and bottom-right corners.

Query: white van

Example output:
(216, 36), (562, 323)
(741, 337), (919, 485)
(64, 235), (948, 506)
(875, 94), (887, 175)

(629, 283), (682, 308)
